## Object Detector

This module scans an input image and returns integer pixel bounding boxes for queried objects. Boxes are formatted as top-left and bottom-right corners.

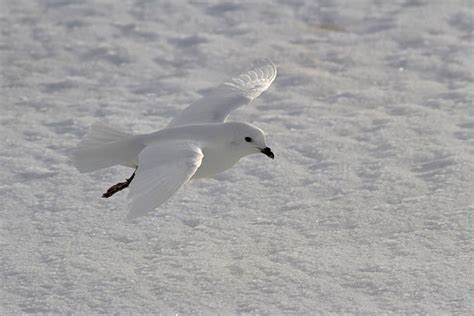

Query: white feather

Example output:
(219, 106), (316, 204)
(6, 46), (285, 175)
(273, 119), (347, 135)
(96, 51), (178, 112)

(71, 122), (144, 173)
(127, 142), (203, 219)
(166, 59), (277, 127)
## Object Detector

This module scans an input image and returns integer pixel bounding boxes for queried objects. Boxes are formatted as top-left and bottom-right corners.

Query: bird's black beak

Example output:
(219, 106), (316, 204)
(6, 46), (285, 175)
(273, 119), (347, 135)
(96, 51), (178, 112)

(261, 147), (274, 159)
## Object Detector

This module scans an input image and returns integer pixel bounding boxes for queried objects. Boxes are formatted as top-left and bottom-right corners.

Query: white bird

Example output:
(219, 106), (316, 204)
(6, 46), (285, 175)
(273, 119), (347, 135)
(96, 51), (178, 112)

(72, 59), (277, 219)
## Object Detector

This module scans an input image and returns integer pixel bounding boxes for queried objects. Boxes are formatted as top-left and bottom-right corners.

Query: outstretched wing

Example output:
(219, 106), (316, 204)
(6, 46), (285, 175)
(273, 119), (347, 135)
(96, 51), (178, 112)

(167, 59), (277, 128)
(127, 142), (203, 219)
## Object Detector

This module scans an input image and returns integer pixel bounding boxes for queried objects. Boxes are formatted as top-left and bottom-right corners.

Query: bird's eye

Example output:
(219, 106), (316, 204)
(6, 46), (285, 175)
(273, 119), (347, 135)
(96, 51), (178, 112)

(244, 137), (252, 142)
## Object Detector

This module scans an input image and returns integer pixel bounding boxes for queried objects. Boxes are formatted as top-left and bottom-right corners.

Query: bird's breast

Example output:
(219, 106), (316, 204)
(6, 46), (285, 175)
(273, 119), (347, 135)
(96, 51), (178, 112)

(192, 146), (242, 179)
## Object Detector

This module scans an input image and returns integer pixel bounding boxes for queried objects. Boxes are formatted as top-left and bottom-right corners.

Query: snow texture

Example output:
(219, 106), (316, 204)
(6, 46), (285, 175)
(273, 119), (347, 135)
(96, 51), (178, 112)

(1, 0), (473, 314)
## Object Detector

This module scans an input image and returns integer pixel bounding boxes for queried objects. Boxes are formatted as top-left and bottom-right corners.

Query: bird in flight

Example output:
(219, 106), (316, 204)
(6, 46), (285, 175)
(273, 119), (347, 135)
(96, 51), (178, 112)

(72, 59), (277, 219)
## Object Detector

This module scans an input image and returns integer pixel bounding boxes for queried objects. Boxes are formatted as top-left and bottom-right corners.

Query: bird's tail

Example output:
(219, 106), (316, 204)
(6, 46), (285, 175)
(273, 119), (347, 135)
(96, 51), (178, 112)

(71, 122), (144, 173)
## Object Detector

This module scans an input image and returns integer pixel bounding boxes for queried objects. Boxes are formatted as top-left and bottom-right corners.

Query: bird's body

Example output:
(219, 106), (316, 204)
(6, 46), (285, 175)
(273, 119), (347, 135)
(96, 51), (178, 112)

(72, 59), (277, 218)
(143, 124), (236, 179)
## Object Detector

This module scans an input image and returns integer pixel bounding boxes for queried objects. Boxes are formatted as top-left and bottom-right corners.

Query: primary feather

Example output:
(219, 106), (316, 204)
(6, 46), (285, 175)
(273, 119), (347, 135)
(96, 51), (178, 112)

(166, 59), (277, 127)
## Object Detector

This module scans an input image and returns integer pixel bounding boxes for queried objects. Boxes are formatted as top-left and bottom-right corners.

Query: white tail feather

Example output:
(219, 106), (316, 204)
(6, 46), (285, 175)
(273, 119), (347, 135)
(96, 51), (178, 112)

(72, 122), (144, 173)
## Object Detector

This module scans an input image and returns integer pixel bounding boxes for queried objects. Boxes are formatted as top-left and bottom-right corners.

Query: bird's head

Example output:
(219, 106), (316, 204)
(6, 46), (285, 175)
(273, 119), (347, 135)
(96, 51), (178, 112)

(228, 122), (274, 159)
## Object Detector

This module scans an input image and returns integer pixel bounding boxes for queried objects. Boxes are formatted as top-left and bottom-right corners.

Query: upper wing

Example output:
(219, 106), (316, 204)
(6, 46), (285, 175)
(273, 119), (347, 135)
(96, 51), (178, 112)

(166, 59), (277, 127)
(127, 142), (203, 219)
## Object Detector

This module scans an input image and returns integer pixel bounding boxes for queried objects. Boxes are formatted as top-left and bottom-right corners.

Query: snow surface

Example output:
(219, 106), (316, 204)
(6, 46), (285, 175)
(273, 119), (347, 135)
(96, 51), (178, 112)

(1, 0), (473, 314)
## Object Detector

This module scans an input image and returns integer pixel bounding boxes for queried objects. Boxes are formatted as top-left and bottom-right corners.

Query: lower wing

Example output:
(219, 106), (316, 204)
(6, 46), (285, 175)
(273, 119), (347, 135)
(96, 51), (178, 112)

(127, 141), (203, 219)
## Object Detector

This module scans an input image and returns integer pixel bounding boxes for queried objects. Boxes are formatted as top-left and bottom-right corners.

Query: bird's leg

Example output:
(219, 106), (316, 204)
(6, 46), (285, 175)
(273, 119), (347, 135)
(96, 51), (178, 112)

(102, 168), (137, 198)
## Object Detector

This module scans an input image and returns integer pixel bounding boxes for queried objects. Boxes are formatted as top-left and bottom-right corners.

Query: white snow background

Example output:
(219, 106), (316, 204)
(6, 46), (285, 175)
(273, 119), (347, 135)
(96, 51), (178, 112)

(1, 0), (473, 314)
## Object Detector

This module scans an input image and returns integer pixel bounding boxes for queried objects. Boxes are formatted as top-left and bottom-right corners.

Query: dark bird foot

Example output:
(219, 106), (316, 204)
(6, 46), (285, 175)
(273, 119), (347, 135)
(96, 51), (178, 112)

(102, 170), (136, 198)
